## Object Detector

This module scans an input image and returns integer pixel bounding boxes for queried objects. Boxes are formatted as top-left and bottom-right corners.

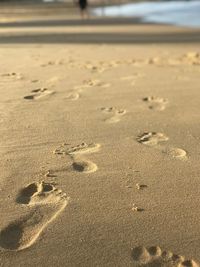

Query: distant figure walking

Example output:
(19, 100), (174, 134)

(78, 0), (89, 19)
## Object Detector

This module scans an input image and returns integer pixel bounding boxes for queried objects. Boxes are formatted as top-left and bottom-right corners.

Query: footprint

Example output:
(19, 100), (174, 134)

(24, 88), (54, 100)
(83, 80), (110, 88)
(132, 246), (199, 267)
(137, 132), (187, 160)
(65, 91), (80, 101)
(54, 143), (100, 174)
(72, 159), (97, 173)
(83, 79), (101, 87)
(16, 181), (61, 205)
(162, 147), (187, 159)
(143, 96), (168, 111)
(101, 107), (126, 123)
(0, 183), (68, 251)
(1, 72), (23, 81)
(40, 60), (63, 67)
(84, 64), (106, 73)
(182, 52), (200, 65)
(137, 132), (169, 146)
(75, 80), (110, 91)
(120, 73), (144, 85)
(54, 142), (101, 156)
(120, 74), (141, 81)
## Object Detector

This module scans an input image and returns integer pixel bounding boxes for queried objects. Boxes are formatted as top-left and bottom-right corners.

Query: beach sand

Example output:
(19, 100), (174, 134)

(0, 3), (200, 266)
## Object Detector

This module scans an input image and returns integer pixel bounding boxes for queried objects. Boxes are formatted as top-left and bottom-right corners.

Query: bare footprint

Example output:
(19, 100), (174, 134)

(137, 132), (187, 159)
(132, 246), (199, 267)
(73, 80), (99, 92)
(54, 142), (101, 156)
(24, 88), (54, 100)
(1, 72), (23, 81)
(65, 91), (80, 101)
(137, 132), (169, 146)
(101, 107), (126, 123)
(40, 60), (63, 67)
(120, 74), (142, 81)
(54, 143), (100, 173)
(84, 64), (106, 73)
(162, 147), (187, 160)
(143, 96), (168, 111)
(72, 159), (97, 173)
(182, 52), (200, 65)
(0, 184), (68, 251)
(16, 181), (62, 205)
(75, 80), (110, 91)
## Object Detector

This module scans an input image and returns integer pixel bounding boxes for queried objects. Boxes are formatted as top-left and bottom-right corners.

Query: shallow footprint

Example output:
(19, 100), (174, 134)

(132, 246), (199, 267)
(137, 132), (169, 146)
(65, 91), (80, 101)
(101, 107), (126, 123)
(143, 96), (168, 111)
(1, 72), (23, 81)
(54, 142), (101, 156)
(0, 185), (68, 251)
(72, 159), (97, 173)
(137, 133), (187, 160)
(162, 147), (187, 160)
(24, 88), (54, 100)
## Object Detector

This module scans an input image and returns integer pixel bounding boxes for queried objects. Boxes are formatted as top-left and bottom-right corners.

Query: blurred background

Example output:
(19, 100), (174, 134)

(0, 0), (199, 28)
(0, 0), (199, 44)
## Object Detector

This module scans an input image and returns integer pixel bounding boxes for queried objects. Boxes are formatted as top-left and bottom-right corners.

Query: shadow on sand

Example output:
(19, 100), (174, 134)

(0, 18), (145, 27)
(0, 17), (200, 44)
(0, 31), (200, 44)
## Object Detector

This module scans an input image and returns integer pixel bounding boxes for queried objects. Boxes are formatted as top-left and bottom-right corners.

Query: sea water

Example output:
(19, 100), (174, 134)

(92, 0), (200, 28)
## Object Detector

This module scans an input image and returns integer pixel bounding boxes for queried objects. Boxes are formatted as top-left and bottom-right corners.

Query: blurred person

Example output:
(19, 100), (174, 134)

(78, 0), (89, 19)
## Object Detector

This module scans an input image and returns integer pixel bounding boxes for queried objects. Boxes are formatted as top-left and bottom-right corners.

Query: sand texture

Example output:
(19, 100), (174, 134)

(0, 3), (200, 267)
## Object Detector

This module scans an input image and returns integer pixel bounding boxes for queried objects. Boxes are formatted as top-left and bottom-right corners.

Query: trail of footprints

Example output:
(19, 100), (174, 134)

(1, 59), (198, 264)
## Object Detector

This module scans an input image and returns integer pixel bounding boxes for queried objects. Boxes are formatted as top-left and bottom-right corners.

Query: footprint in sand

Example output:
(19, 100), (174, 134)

(74, 80), (111, 92)
(143, 96), (168, 111)
(40, 60), (64, 67)
(120, 73), (144, 86)
(65, 91), (80, 101)
(0, 182), (68, 251)
(84, 63), (106, 73)
(137, 132), (187, 160)
(137, 132), (169, 146)
(101, 107), (126, 123)
(54, 142), (100, 173)
(182, 52), (200, 65)
(1, 72), (23, 81)
(83, 79), (110, 88)
(54, 142), (101, 156)
(24, 88), (54, 100)
(16, 181), (62, 205)
(72, 159), (97, 173)
(132, 246), (199, 267)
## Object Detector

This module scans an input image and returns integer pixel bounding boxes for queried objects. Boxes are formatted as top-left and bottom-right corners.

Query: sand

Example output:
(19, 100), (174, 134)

(0, 2), (200, 267)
